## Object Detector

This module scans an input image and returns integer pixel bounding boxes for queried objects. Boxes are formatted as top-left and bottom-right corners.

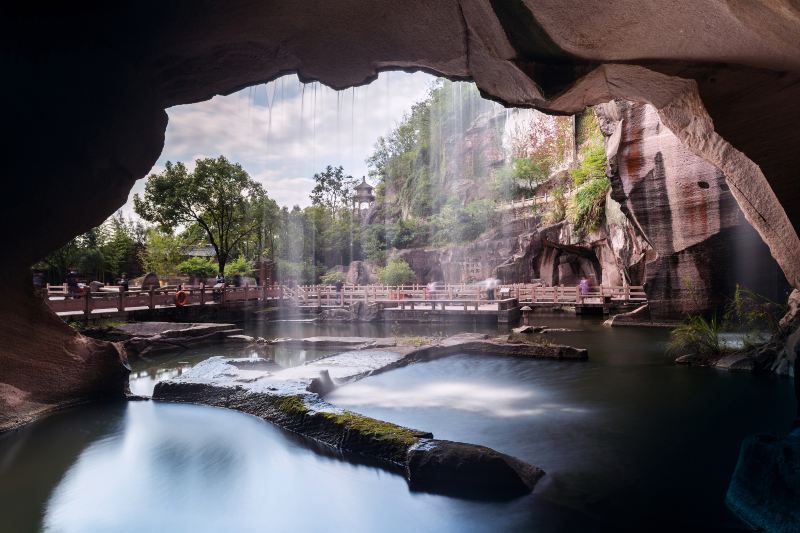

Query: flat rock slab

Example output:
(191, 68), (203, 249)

(272, 336), (397, 349)
(168, 349), (408, 395)
(151, 333), (592, 500)
(117, 322), (236, 337)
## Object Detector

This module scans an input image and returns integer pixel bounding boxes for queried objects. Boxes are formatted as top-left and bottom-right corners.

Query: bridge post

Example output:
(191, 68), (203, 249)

(118, 289), (124, 312)
(200, 284), (206, 305)
(149, 289), (155, 310)
(83, 288), (91, 320)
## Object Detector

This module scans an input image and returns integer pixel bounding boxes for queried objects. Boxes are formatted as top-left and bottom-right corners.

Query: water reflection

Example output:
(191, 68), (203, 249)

(0, 402), (591, 533)
(1, 316), (794, 532)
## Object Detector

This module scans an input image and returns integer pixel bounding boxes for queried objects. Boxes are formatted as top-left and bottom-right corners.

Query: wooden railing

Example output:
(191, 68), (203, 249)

(46, 282), (647, 317)
(288, 283), (647, 306)
(46, 285), (283, 317)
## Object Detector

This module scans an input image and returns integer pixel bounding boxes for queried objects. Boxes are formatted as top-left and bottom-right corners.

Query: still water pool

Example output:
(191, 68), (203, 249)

(0, 317), (794, 532)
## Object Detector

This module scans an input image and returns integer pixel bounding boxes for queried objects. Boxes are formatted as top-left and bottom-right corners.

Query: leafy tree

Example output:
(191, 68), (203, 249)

(139, 229), (183, 276)
(134, 156), (267, 273)
(377, 258), (416, 286)
(513, 157), (550, 194)
(320, 268), (346, 284)
(226, 255), (253, 278)
(37, 211), (142, 283)
(310, 165), (356, 213)
(177, 257), (217, 280)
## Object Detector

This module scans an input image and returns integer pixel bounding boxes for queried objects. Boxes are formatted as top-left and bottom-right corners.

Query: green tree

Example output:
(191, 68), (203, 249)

(310, 165), (356, 213)
(320, 268), (346, 284)
(139, 229), (183, 276)
(226, 255), (253, 278)
(134, 156), (267, 274)
(513, 157), (550, 194)
(377, 258), (416, 286)
(176, 257), (217, 280)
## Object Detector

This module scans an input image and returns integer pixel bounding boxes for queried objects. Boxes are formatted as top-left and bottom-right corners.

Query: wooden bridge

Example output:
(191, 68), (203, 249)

(45, 282), (647, 321)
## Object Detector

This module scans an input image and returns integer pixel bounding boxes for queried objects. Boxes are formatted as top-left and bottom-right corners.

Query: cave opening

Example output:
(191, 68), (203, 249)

(4, 4), (800, 532)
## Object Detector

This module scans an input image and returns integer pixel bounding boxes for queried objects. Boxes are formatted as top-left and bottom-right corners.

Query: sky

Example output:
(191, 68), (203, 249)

(122, 71), (436, 215)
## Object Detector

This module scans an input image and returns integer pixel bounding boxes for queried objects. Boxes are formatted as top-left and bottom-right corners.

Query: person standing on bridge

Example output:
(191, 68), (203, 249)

(118, 273), (129, 293)
(213, 272), (225, 303)
(65, 268), (79, 299)
(335, 279), (344, 305)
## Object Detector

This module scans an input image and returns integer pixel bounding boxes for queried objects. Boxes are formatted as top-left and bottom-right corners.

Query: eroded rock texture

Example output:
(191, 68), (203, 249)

(597, 100), (787, 316)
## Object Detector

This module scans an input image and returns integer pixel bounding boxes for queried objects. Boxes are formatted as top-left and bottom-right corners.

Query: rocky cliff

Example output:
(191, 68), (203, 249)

(393, 101), (786, 319)
(597, 100), (787, 317)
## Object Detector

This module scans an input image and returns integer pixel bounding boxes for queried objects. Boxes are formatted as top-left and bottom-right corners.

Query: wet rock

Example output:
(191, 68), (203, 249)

(604, 304), (650, 327)
(512, 325), (543, 334)
(122, 323), (242, 357)
(225, 334), (255, 344)
(272, 337), (397, 350)
(726, 429), (800, 533)
(317, 308), (355, 321)
(406, 439), (544, 499)
(715, 353), (756, 372)
(307, 369), (337, 396)
(675, 353), (703, 365)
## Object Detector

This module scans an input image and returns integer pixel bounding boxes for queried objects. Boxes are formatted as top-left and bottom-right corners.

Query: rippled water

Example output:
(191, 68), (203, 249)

(0, 316), (795, 532)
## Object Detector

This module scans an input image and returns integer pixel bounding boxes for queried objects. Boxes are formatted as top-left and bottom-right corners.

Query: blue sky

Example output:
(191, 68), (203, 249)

(123, 71), (435, 214)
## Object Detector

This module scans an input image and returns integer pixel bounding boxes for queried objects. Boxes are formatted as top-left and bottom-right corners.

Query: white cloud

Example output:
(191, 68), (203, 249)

(121, 71), (435, 215)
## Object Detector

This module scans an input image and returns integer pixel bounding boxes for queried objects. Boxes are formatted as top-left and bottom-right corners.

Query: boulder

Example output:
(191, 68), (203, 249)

(406, 439), (544, 499)
(715, 353), (756, 372)
(726, 429), (800, 533)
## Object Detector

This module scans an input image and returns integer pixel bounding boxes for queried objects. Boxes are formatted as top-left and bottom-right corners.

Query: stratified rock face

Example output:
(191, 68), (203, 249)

(597, 100), (787, 317)
(0, 281), (130, 432)
(726, 430), (800, 533)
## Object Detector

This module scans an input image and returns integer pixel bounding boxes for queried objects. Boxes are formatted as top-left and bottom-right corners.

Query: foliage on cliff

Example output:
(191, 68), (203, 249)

(567, 141), (610, 233)
(377, 258), (416, 286)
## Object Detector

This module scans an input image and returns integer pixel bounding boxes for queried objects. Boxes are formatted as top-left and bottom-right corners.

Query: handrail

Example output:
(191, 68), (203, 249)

(46, 281), (647, 317)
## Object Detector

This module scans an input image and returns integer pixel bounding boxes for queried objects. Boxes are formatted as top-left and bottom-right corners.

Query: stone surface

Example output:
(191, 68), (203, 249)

(406, 438), (544, 499)
(121, 322), (245, 358)
(715, 353), (756, 372)
(597, 100), (787, 317)
(5, 1), (800, 432)
(152, 336), (566, 498)
(726, 429), (800, 533)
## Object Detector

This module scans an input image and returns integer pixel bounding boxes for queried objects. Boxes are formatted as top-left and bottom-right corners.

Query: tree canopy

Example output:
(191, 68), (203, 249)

(134, 156), (267, 273)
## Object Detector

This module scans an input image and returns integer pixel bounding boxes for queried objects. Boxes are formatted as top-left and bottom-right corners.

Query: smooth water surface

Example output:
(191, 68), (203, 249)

(1, 316), (795, 532)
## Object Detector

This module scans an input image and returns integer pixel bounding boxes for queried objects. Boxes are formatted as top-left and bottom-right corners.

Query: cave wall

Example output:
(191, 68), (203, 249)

(4, 2), (800, 431)
(597, 100), (788, 317)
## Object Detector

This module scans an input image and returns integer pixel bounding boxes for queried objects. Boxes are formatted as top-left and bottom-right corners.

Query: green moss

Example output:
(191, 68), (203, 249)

(321, 411), (419, 447)
(568, 176), (611, 233)
(275, 395), (309, 416)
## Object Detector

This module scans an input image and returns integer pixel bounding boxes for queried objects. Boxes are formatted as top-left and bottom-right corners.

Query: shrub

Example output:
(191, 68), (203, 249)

(226, 255), (252, 277)
(725, 284), (787, 338)
(176, 256), (217, 279)
(570, 143), (606, 187)
(377, 258), (416, 286)
(569, 176), (611, 233)
(320, 269), (346, 285)
(541, 186), (568, 225)
(667, 315), (727, 362)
